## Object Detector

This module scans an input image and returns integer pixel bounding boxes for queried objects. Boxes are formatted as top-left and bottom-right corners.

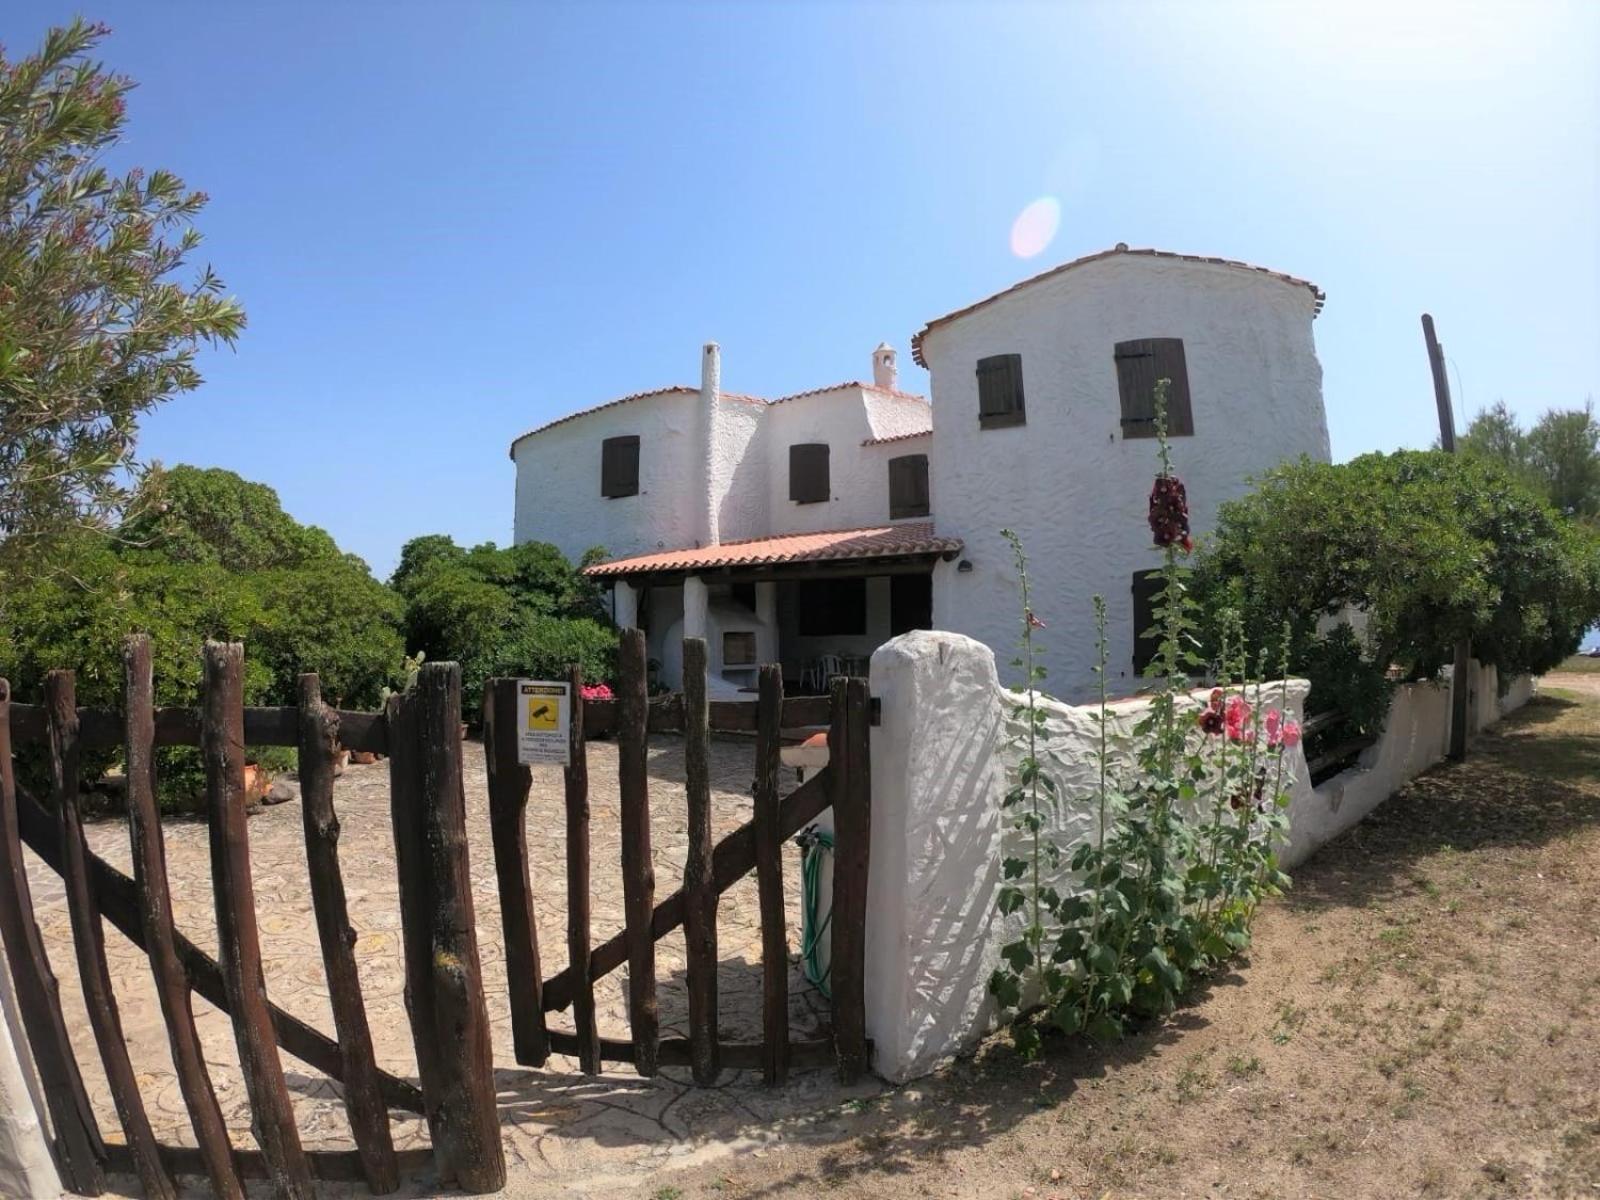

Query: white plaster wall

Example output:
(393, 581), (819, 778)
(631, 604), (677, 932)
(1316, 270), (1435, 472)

(764, 388), (931, 536)
(923, 254), (1329, 700)
(1284, 664), (1536, 868)
(710, 397), (769, 544)
(512, 389), (705, 564)
(0, 941), (61, 1199)
(863, 389), (935, 441)
(864, 630), (1313, 1082)
(864, 633), (1539, 1082)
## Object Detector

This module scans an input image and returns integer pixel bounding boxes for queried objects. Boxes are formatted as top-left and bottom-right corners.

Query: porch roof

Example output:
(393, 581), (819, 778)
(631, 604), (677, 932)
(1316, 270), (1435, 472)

(582, 522), (963, 580)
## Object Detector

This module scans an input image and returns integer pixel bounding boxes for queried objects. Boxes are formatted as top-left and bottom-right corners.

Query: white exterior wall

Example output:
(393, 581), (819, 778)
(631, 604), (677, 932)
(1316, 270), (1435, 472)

(511, 389), (707, 564)
(512, 383), (932, 566)
(1285, 662), (1536, 868)
(762, 388), (931, 537)
(863, 631), (1535, 1082)
(922, 255), (1329, 699)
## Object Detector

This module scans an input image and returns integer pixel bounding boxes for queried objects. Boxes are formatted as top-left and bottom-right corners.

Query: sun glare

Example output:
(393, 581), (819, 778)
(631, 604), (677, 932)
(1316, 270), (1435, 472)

(1009, 196), (1060, 260)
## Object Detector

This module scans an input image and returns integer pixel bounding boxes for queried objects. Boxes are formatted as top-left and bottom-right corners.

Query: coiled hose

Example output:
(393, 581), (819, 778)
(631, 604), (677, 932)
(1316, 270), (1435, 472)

(796, 825), (834, 998)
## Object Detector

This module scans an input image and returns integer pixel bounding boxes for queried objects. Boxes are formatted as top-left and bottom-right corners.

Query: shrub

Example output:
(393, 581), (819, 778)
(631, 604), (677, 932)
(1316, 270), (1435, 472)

(1193, 450), (1600, 742)
(391, 534), (616, 719)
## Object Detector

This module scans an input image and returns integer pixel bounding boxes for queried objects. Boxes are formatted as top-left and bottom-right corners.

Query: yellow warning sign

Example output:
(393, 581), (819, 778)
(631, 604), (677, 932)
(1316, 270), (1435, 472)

(516, 681), (570, 765)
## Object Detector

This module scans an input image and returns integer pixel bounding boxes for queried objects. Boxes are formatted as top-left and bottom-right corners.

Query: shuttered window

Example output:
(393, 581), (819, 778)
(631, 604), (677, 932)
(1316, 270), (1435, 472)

(976, 354), (1026, 428)
(887, 454), (930, 519)
(1131, 570), (1162, 674)
(789, 443), (830, 504)
(1114, 339), (1194, 437)
(600, 435), (640, 498)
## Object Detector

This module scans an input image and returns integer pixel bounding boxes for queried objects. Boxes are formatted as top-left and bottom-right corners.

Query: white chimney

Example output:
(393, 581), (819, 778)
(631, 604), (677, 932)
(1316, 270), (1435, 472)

(701, 341), (721, 546)
(872, 342), (898, 391)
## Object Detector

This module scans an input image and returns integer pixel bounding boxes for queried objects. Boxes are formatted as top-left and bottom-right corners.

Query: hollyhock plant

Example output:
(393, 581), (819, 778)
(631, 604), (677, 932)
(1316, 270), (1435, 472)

(580, 683), (614, 701)
(1148, 473), (1193, 554)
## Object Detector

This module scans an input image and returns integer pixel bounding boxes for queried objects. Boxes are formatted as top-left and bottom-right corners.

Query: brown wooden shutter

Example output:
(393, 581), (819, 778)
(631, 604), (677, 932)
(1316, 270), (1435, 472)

(789, 443), (830, 504)
(976, 354), (1025, 428)
(600, 435), (640, 497)
(888, 454), (930, 519)
(1115, 338), (1192, 437)
(1131, 569), (1162, 674)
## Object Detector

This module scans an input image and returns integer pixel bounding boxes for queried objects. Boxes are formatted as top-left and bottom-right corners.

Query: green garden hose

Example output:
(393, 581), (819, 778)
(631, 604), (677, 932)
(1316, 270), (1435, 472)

(797, 826), (834, 998)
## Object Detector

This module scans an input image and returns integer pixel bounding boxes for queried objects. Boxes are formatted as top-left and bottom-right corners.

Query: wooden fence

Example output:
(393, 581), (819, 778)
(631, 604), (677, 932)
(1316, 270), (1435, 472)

(0, 630), (872, 1197)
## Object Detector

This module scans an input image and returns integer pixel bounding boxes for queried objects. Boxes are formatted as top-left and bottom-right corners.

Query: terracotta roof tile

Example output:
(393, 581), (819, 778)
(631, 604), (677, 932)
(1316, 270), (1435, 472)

(861, 430), (932, 447)
(769, 381), (928, 405)
(582, 522), (962, 578)
(508, 386), (767, 457)
(911, 244), (1326, 366)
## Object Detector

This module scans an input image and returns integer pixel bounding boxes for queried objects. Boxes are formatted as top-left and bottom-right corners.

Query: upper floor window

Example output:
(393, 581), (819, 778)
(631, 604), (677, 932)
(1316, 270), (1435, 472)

(977, 353), (1026, 429)
(600, 435), (640, 497)
(1114, 338), (1194, 437)
(790, 442), (830, 504)
(888, 453), (930, 519)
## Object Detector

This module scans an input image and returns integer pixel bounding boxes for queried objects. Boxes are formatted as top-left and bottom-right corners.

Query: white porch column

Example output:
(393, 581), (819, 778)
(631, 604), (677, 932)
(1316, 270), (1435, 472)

(755, 581), (777, 666)
(613, 580), (639, 631)
(683, 575), (709, 642)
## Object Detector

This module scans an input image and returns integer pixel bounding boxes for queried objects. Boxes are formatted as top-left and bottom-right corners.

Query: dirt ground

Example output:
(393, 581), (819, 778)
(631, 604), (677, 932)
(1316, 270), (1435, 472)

(586, 675), (1600, 1200)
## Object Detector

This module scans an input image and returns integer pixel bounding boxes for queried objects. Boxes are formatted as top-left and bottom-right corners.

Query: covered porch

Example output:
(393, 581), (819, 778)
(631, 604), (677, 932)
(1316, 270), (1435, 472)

(582, 523), (963, 699)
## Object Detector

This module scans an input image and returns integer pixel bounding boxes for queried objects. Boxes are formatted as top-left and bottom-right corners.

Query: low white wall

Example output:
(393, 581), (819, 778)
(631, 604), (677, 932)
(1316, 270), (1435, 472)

(865, 630), (1311, 1082)
(1284, 661), (1535, 868)
(864, 631), (1535, 1082)
(0, 942), (62, 1199)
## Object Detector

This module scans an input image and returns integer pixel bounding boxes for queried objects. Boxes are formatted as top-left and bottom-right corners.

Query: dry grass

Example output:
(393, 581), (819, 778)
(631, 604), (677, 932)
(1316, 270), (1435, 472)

(616, 677), (1600, 1200)
(1558, 652), (1600, 673)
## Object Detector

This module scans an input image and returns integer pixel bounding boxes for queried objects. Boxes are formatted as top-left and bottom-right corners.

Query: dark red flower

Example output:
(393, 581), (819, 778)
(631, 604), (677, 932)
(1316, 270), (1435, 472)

(1148, 474), (1191, 553)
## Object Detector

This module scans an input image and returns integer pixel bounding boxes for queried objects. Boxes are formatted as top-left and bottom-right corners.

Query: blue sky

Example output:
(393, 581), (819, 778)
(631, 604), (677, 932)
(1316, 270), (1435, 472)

(5, 1), (1597, 577)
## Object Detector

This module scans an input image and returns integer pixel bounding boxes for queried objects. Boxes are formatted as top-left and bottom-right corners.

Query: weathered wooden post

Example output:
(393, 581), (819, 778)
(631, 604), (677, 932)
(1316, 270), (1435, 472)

(0, 678), (106, 1196)
(1423, 313), (1472, 762)
(754, 663), (788, 1085)
(484, 678), (550, 1069)
(829, 675), (872, 1083)
(563, 664), (602, 1074)
(124, 637), (244, 1199)
(617, 629), (659, 1075)
(389, 663), (505, 1193)
(297, 674), (399, 1195)
(681, 638), (720, 1084)
(201, 642), (317, 1199)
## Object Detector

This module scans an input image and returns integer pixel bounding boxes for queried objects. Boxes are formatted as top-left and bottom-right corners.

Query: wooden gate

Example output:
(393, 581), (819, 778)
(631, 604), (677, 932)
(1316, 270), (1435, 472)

(0, 630), (871, 1198)
(481, 630), (873, 1086)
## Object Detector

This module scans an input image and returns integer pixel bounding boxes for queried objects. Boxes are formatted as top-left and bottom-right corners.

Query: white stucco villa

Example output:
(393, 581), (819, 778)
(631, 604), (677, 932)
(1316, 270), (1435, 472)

(510, 244), (1329, 699)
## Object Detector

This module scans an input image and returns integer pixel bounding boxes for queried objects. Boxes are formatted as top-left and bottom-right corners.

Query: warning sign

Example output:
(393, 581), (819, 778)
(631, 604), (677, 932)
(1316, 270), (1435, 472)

(516, 680), (570, 766)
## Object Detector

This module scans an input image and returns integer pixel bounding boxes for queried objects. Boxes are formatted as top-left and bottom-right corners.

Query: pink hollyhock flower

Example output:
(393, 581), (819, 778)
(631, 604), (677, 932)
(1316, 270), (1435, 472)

(1280, 720), (1302, 749)
(580, 683), (614, 701)
(1264, 709), (1284, 746)
(1208, 688), (1224, 710)
(1224, 694), (1252, 741)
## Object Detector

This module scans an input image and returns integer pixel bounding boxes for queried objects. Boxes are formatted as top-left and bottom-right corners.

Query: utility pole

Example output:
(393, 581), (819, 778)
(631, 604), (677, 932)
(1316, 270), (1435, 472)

(1422, 313), (1470, 760)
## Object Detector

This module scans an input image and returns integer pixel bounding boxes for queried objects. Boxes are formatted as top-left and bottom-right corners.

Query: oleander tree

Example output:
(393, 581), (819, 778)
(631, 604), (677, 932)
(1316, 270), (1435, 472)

(0, 19), (244, 565)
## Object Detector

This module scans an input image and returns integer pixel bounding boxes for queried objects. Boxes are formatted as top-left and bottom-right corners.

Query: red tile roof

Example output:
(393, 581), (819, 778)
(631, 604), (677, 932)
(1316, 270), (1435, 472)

(862, 429), (932, 447)
(508, 381), (926, 457)
(582, 522), (962, 578)
(911, 244), (1326, 366)
(507, 386), (766, 457)
(769, 381), (929, 405)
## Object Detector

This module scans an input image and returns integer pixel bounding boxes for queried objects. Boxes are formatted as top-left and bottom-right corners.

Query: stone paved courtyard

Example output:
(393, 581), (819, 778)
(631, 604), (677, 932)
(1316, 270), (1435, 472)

(22, 732), (877, 1197)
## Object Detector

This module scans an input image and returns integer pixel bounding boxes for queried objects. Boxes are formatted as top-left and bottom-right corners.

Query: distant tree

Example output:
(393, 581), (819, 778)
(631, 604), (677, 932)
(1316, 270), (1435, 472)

(1527, 403), (1600, 521)
(118, 465), (339, 569)
(391, 535), (616, 716)
(0, 21), (244, 565)
(1459, 400), (1600, 522)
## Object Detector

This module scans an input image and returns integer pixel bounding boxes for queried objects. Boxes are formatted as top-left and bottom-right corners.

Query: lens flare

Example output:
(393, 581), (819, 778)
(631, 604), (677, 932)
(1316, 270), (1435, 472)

(1009, 196), (1060, 259)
